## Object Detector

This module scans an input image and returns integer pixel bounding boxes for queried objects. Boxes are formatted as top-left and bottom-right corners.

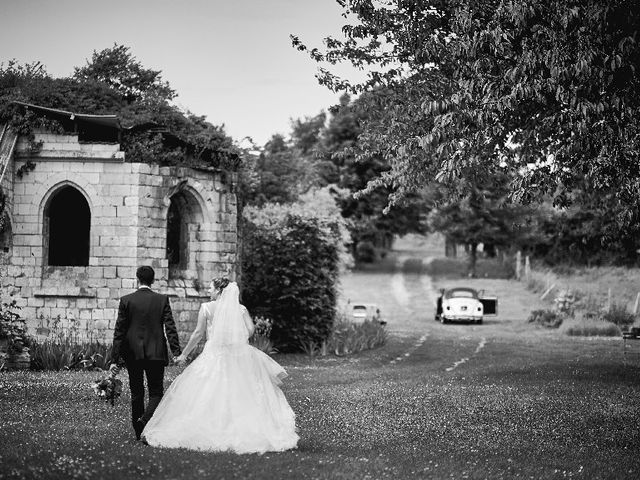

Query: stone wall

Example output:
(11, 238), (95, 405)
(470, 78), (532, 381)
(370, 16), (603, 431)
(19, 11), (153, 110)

(0, 130), (238, 344)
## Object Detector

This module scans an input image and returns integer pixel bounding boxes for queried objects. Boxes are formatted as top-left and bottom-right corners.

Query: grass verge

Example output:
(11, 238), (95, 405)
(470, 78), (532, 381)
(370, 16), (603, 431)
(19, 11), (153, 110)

(560, 317), (622, 337)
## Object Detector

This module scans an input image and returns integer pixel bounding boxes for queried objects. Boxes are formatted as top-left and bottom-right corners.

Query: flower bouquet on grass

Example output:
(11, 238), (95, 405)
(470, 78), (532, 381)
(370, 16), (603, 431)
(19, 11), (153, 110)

(92, 368), (123, 406)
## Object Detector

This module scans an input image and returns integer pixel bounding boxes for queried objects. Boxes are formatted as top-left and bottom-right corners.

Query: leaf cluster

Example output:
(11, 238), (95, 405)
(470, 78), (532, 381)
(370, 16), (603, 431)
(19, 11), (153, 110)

(240, 93), (429, 260)
(295, 0), (640, 239)
(241, 203), (342, 351)
(0, 46), (239, 170)
(0, 300), (27, 355)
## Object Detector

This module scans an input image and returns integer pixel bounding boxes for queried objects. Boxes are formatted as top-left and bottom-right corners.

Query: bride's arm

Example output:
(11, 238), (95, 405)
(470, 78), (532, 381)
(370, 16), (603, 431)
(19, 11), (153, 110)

(241, 306), (255, 337)
(179, 304), (208, 359)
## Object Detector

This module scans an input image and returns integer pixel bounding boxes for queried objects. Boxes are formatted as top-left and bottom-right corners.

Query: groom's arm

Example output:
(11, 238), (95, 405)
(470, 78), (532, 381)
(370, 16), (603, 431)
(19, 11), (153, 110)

(162, 295), (182, 357)
(110, 298), (129, 366)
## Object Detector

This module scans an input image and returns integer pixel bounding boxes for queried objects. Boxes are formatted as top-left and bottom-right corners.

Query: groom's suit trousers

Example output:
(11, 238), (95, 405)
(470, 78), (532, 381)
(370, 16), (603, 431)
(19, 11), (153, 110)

(126, 359), (165, 424)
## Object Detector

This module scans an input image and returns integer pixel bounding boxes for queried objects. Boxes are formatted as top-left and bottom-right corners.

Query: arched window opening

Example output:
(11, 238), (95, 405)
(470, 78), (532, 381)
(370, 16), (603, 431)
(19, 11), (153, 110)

(166, 200), (185, 269)
(166, 190), (203, 280)
(46, 186), (90, 266)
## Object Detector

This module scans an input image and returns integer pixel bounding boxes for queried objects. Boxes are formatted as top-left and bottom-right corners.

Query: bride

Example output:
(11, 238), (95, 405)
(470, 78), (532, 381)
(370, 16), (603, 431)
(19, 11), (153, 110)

(141, 277), (299, 453)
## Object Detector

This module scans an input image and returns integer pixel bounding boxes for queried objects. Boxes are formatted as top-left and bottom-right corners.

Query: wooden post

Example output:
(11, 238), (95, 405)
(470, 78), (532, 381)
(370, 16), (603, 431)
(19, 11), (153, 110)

(541, 284), (556, 300)
(606, 288), (612, 312)
(524, 255), (530, 280)
(516, 251), (522, 280)
(633, 292), (640, 315)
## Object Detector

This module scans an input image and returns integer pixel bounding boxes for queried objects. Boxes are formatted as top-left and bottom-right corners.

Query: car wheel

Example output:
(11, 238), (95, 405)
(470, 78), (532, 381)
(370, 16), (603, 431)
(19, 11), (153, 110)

(477, 319), (483, 325)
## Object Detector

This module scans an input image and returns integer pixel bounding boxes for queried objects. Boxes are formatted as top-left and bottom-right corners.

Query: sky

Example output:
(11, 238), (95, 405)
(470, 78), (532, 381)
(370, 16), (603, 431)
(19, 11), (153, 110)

(0, 0), (364, 146)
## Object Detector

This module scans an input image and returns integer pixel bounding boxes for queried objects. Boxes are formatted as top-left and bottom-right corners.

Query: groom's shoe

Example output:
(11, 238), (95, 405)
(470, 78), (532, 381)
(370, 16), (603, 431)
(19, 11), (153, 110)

(133, 419), (145, 441)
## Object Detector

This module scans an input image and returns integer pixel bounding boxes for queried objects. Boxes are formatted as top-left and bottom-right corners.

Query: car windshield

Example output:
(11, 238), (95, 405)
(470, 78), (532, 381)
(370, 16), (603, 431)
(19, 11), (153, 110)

(445, 289), (478, 299)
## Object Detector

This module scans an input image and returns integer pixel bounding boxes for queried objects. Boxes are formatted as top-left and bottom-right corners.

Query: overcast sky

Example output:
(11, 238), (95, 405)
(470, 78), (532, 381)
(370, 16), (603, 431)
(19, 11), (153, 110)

(0, 0), (363, 146)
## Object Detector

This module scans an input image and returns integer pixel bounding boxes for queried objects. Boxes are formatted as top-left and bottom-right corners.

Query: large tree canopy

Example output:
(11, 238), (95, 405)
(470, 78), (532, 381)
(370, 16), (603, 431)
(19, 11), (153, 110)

(239, 94), (428, 260)
(293, 0), (640, 236)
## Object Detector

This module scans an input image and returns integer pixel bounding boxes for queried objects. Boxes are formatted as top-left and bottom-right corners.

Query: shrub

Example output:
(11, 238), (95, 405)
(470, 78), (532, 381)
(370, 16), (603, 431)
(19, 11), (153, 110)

(299, 318), (388, 357)
(560, 317), (621, 337)
(0, 300), (28, 355)
(29, 338), (112, 371)
(528, 309), (563, 328)
(602, 303), (637, 327)
(242, 197), (344, 352)
(326, 318), (388, 356)
(553, 291), (576, 317)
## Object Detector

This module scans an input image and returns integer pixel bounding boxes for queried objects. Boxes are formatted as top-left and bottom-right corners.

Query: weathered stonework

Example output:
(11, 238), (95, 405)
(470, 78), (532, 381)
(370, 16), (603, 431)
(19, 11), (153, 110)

(0, 129), (238, 346)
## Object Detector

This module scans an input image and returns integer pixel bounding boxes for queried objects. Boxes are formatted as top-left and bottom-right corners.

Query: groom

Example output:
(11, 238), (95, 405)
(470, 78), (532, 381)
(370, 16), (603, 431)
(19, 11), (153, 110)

(109, 266), (182, 440)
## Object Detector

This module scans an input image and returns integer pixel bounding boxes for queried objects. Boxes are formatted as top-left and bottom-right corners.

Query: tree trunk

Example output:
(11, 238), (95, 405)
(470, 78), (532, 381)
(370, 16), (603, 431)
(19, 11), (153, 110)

(445, 236), (457, 257)
(468, 242), (478, 278)
(484, 242), (496, 257)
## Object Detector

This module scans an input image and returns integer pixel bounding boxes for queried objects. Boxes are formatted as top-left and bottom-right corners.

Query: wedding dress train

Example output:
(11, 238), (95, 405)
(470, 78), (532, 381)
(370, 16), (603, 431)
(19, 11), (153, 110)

(142, 283), (298, 453)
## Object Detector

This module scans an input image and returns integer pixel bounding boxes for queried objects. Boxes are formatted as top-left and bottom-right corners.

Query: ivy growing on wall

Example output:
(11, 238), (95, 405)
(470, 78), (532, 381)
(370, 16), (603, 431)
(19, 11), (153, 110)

(0, 46), (239, 171)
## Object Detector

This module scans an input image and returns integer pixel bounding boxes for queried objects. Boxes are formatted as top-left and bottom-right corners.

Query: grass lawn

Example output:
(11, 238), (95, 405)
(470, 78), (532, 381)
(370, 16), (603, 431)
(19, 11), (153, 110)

(2, 339), (640, 480)
(2, 235), (640, 479)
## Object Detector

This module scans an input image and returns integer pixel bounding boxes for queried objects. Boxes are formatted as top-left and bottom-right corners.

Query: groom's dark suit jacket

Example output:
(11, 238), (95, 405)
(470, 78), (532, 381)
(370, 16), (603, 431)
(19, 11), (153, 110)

(111, 287), (182, 366)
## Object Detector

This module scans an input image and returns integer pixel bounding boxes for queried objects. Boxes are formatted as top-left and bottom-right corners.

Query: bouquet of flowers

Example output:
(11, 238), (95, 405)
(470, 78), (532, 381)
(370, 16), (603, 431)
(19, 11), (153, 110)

(250, 316), (275, 354)
(253, 316), (273, 337)
(92, 368), (123, 406)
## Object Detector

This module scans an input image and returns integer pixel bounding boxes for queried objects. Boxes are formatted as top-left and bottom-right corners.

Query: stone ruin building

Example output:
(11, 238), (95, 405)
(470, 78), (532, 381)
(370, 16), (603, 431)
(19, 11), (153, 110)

(0, 102), (238, 347)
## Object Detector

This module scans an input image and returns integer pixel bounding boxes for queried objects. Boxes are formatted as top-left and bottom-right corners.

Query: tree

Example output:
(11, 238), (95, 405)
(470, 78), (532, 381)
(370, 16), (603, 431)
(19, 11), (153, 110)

(427, 176), (537, 276)
(290, 112), (326, 156)
(73, 44), (175, 104)
(241, 133), (319, 206)
(320, 93), (428, 259)
(0, 46), (238, 169)
(242, 94), (428, 261)
(294, 0), (640, 255)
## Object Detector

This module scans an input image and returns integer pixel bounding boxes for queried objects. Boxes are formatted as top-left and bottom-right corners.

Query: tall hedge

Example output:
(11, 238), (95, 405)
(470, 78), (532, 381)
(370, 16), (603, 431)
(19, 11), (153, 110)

(241, 195), (344, 351)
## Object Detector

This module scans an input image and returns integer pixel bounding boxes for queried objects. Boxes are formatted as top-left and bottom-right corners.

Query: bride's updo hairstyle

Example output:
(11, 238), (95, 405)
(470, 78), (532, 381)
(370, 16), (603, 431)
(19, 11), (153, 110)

(212, 277), (230, 292)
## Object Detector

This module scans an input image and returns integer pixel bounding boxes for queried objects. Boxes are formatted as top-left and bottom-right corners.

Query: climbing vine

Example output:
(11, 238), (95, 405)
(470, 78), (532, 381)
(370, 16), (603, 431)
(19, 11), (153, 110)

(0, 48), (239, 172)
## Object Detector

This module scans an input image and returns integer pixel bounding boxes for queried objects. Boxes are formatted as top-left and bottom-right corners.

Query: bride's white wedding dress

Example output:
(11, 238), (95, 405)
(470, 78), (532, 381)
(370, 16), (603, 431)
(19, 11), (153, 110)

(142, 283), (298, 453)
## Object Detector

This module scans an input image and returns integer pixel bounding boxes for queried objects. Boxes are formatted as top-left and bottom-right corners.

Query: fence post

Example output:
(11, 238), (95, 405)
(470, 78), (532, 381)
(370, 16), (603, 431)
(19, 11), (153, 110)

(606, 288), (612, 312)
(541, 284), (556, 300)
(516, 250), (522, 280)
(524, 255), (530, 280)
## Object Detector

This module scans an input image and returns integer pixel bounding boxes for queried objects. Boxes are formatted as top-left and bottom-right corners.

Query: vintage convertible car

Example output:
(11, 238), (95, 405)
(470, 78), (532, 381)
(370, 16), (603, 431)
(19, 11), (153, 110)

(435, 287), (497, 324)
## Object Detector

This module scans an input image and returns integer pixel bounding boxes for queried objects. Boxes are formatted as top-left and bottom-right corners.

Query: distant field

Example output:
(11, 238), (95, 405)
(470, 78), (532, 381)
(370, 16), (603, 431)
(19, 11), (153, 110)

(526, 266), (640, 313)
(392, 234), (640, 319)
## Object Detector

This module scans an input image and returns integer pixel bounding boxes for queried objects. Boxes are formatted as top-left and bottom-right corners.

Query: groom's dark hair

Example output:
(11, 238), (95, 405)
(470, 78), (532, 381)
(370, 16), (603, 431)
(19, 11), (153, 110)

(136, 266), (155, 286)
